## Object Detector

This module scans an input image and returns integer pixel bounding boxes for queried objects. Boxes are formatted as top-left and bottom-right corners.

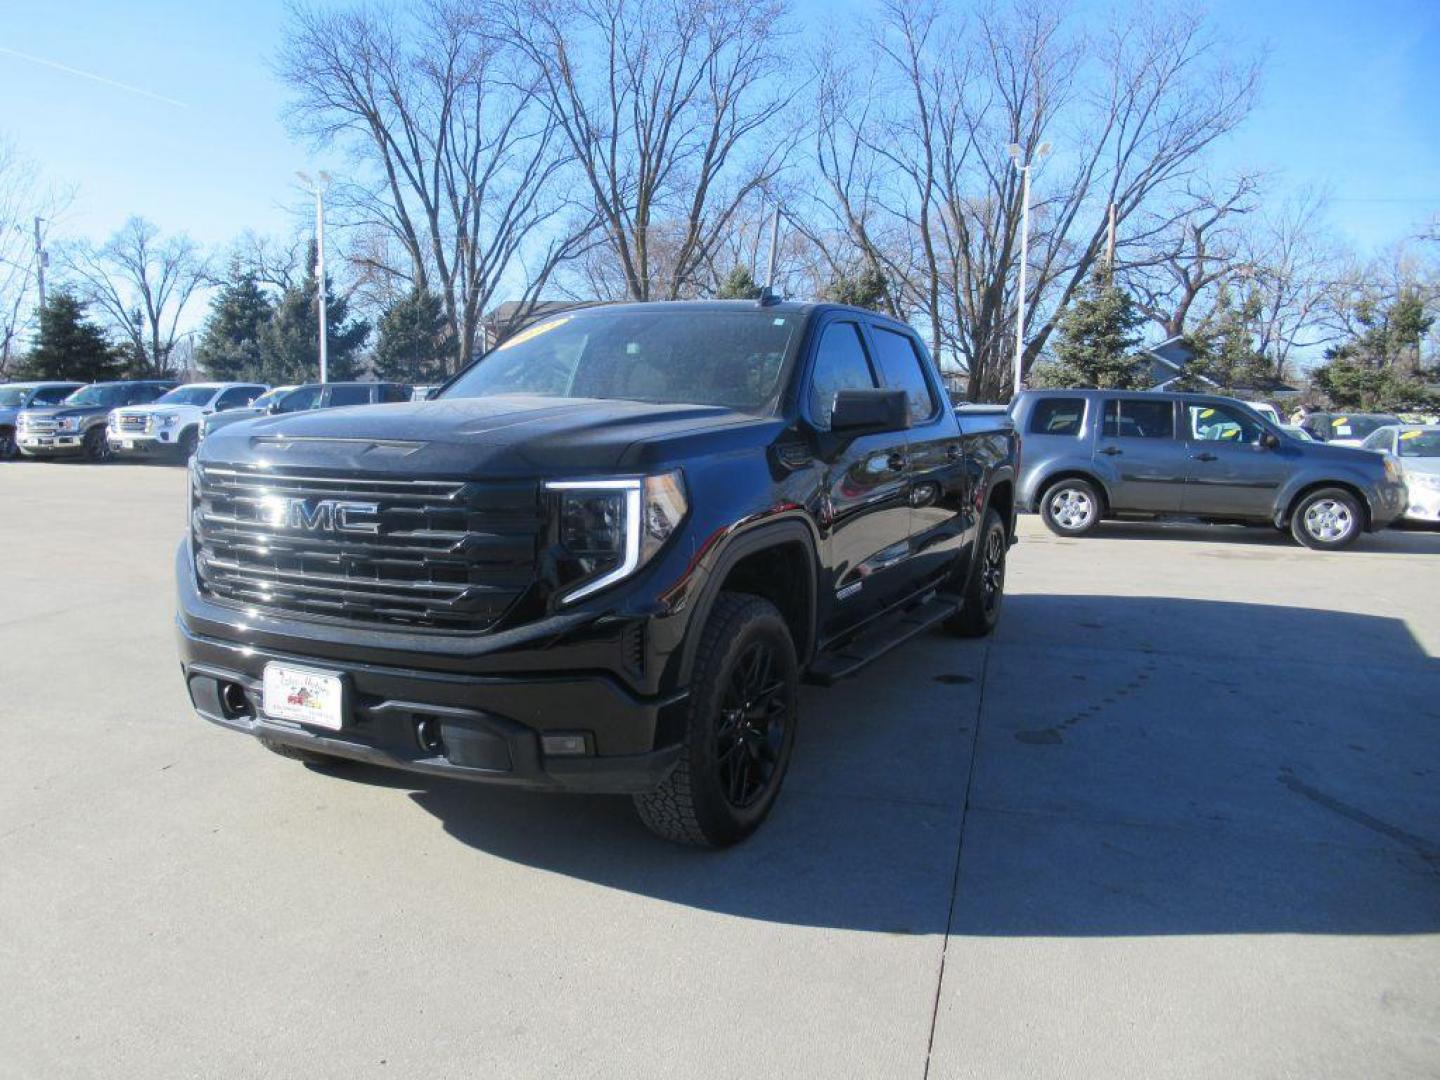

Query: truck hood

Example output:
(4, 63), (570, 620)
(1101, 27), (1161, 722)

(18, 405), (109, 422)
(114, 403), (201, 421)
(1292, 439), (1387, 469)
(197, 395), (780, 478)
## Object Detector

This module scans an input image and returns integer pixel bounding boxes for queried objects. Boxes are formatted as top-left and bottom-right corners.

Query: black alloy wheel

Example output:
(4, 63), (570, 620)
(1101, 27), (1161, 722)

(946, 506), (1007, 637)
(714, 638), (791, 809)
(82, 426), (112, 463)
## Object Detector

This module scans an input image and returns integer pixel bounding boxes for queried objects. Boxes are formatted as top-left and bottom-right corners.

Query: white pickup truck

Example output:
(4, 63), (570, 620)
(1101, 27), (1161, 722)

(109, 382), (268, 460)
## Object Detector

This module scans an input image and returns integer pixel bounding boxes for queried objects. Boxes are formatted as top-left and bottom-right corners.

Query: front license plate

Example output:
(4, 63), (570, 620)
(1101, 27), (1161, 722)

(121, 439), (134, 450)
(262, 664), (345, 731)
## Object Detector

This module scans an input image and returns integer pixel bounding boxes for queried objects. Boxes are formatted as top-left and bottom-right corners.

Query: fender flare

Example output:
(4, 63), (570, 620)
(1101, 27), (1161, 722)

(674, 516), (819, 687)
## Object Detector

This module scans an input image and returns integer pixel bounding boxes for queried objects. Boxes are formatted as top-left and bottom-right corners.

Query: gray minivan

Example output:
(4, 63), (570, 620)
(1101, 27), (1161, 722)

(1011, 389), (1407, 549)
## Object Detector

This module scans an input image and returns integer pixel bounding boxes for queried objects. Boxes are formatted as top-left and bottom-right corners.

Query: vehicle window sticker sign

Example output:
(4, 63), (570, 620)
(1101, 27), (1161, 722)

(495, 317), (570, 352)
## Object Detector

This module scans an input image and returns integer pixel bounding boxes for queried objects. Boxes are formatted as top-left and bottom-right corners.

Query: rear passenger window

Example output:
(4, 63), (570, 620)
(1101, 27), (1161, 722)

(381, 384), (411, 403)
(1102, 399), (1174, 439)
(325, 385), (371, 407)
(809, 322), (877, 429)
(1029, 397), (1085, 436)
(870, 327), (940, 424)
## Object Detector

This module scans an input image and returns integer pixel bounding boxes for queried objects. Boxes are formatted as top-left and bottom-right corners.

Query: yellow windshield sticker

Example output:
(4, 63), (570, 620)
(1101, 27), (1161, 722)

(1400, 430), (1423, 441)
(495, 317), (570, 351)
(1199, 408), (1215, 418)
(1333, 416), (1348, 425)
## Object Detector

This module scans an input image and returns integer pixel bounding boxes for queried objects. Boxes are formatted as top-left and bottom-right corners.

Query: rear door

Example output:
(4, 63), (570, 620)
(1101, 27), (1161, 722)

(805, 315), (914, 633)
(322, 384), (372, 409)
(1095, 397), (1187, 512)
(866, 323), (968, 588)
(1180, 400), (1290, 518)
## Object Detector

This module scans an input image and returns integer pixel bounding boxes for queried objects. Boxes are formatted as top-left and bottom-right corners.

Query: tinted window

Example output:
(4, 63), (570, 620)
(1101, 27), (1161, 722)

(275, 386), (321, 413)
(1397, 430), (1440, 457)
(808, 322), (877, 429)
(33, 385), (77, 405)
(215, 386), (262, 410)
(380, 384), (411, 403)
(1187, 403), (1262, 443)
(870, 327), (939, 424)
(1029, 397), (1085, 436)
(129, 384), (170, 405)
(325, 384), (372, 407)
(1102, 399), (1174, 439)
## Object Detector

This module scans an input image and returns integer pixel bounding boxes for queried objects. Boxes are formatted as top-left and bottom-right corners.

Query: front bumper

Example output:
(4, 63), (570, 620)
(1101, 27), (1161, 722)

(109, 431), (181, 456)
(176, 545), (689, 794)
(1401, 482), (1440, 525)
(17, 432), (85, 454)
(1367, 478), (1409, 530)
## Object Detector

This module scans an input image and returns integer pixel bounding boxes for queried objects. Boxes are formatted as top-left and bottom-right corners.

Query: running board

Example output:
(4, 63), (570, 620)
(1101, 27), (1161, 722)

(805, 592), (961, 686)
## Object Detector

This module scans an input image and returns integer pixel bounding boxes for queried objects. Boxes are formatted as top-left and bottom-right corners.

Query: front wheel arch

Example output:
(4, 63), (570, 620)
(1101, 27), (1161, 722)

(1280, 480), (1371, 533)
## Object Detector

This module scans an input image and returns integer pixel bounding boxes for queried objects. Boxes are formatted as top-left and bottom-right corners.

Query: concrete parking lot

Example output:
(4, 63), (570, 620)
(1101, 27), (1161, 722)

(2, 461), (1438, 1079)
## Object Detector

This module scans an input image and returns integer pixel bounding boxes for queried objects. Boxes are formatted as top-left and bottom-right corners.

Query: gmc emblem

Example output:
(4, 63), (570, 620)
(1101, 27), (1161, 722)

(260, 496), (381, 534)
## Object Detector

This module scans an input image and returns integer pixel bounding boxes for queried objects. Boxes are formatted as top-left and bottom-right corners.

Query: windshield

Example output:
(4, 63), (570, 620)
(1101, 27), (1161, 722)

(0, 387), (31, 407)
(154, 386), (217, 406)
(1328, 415), (1395, 439)
(443, 309), (803, 413)
(247, 387), (289, 410)
(1397, 430), (1440, 458)
(63, 384), (130, 407)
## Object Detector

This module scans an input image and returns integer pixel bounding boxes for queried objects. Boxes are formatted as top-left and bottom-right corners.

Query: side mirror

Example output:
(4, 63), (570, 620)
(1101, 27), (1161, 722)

(830, 388), (910, 436)
(1260, 431), (1280, 449)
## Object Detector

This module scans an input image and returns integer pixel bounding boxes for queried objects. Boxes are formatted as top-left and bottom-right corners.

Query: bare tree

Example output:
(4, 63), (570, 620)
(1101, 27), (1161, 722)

(812, 0), (1258, 400)
(65, 216), (210, 377)
(501, 0), (798, 302)
(1122, 174), (1260, 340)
(0, 141), (72, 378)
(278, 0), (591, 370)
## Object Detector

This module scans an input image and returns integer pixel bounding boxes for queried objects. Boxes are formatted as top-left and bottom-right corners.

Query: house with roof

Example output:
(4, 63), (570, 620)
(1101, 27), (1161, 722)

(1130, 335), (1299, 399)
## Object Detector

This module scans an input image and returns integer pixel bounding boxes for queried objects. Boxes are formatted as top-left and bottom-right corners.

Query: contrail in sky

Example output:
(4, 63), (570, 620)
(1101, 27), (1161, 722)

(0, 45), (189, 109)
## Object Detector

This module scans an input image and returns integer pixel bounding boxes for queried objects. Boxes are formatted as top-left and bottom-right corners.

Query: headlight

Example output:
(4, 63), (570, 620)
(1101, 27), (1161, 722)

(545, 471), (688, 603)
(55, 416), (76, 431)
(1383, 457), (1401, 482)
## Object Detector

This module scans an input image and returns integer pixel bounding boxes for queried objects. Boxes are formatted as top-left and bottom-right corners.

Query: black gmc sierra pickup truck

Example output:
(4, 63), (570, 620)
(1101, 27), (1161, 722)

(177, 301), (1018, 845)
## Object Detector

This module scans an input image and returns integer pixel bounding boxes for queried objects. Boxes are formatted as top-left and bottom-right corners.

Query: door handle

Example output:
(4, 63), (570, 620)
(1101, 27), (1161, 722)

(1099, 446), (1123, 456)
(1193, 452), (1218, 462)
(887, 452), (907, 472)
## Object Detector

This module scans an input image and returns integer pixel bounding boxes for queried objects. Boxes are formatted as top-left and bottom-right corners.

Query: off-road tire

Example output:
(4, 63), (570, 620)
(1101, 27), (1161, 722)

(1290, 487), (1363, 550)
(945, 507), (1007, 637)
(82, 426), (111, 463)
(1040, 477), (1102, 537)
(633, 593), (799, 847)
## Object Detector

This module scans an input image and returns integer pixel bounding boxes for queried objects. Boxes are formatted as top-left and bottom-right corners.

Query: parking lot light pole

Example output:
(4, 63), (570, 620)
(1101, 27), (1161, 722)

(296, 171), (332, 383)
(1008, 142), (1049, 399)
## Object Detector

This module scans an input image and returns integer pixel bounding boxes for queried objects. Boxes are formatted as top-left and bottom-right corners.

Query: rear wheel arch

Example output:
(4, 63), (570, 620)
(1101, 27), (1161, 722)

(1036, 469), (1110, 514)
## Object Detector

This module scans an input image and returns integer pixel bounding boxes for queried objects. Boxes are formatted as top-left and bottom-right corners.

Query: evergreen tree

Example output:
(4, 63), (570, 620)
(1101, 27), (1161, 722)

(1036, 271), (1146, 388)
(20, 290), (122, 382)
(259, 243), (369, 383)
(373, 288), (455, 382)
(822, 264), (889, 311)
(195, 270), (274, 381)
(714, 266), (763, 299)
(1190, 289), (1271, 393)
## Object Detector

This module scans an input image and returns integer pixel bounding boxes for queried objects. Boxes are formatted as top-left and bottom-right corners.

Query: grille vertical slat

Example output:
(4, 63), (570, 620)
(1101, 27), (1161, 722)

(192, 463), (542, 631)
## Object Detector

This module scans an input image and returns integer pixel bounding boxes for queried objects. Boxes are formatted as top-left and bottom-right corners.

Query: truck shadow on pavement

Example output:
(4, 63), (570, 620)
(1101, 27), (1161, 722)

(1070, 518), (1440, 553)
(324, 595), (1440, 936)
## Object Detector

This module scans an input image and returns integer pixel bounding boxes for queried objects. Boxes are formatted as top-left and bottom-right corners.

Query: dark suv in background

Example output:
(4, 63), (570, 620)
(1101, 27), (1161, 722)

(201, 381), (413, 440)
(16, 380), (177, 462)
(1012, 389), (1407, 549)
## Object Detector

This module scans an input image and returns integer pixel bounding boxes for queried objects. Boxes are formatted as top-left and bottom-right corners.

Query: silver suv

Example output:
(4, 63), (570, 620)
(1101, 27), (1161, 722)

(1011, 389), (1407, 550)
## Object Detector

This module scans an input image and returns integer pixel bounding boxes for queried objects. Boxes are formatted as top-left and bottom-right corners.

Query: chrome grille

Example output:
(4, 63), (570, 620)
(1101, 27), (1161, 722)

(191, 464), (542, 631)
(117, 414), (150, 433)
(19, 416), (56, 435)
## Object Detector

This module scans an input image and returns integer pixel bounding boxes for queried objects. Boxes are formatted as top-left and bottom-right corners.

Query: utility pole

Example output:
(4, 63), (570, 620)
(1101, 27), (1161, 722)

(760, 203), (782, 302)
(296, 171), (332, 382)
(33, 217), (47, 309)
(1105, 202), (1117, 274)
(1008, 142), (1050, 398)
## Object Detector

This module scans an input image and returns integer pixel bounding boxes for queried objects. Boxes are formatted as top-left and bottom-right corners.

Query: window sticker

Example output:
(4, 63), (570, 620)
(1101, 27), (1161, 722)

(1400, 430), (1423, 441)
(495, 317), (571, 351)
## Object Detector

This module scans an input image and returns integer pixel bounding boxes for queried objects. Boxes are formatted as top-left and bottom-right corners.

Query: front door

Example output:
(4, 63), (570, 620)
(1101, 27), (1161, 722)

(1180, 401), (1289, 518)
(806, 318), (914, 635)
(1095, 398), (1187, 512)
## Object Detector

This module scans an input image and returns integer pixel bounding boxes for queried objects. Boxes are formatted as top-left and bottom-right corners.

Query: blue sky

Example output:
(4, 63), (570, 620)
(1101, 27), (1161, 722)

(1, 0), (1437, 255)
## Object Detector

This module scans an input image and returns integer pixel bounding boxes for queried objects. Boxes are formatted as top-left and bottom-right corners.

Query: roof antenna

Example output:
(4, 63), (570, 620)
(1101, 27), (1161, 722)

(758, 202), (782, 306)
